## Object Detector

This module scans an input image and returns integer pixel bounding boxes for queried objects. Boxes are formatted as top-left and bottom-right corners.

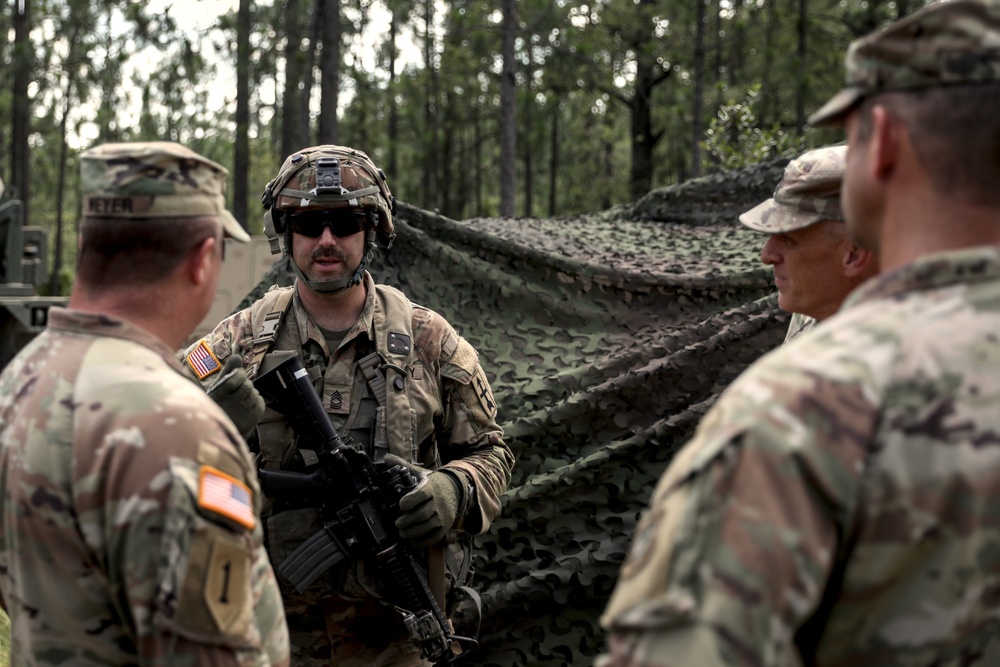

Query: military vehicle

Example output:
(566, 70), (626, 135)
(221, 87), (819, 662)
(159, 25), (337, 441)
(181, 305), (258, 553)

(0, 176), (69, 369)
(0, 170), (276, 363)
(190, 235), (277, 342)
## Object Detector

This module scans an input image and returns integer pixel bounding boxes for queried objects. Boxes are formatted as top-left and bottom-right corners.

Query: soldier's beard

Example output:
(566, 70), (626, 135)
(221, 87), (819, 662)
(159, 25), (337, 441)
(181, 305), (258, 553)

(307, 247), (353, 280)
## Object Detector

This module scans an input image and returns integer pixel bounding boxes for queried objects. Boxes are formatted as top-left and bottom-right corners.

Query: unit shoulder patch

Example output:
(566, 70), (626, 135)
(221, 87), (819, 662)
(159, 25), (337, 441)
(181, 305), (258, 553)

(174, 523), (253, 641)
(471, 368), (498, 420)
(204, 536), (252, 634)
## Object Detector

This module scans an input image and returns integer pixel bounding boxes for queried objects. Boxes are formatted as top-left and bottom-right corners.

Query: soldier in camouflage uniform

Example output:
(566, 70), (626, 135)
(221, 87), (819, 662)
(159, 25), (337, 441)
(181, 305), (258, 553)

(182, 145), (514, 666)
(0, 143), (289, 666)
(739, 145), (878, 345)
(599, 1), (1000, 664)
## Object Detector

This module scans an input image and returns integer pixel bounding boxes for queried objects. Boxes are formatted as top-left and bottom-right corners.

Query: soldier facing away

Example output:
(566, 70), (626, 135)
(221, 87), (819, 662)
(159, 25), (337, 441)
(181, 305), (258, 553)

(0, 142), (289, 665)
(739, 144), (879, 344)
(598, 0), (1000, 665)
(182, 145), (514, 666)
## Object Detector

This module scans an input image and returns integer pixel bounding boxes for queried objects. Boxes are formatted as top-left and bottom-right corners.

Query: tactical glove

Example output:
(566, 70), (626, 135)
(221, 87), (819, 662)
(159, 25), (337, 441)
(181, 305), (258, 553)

(386, 454), (467, 548)
(207, 355), (265, 438)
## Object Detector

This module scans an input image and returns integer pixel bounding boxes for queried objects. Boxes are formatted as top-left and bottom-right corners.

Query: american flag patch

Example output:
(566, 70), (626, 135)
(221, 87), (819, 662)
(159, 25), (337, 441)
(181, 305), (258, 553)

(186, 340), (221, 380)
(198, 466), (255, 530)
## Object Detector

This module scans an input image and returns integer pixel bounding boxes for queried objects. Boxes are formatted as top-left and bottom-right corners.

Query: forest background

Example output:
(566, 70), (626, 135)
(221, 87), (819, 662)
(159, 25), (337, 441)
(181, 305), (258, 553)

(1, 0), (929, 296)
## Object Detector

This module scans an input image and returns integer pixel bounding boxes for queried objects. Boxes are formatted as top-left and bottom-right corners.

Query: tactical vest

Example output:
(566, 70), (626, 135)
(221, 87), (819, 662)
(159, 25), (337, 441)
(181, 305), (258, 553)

(244, 284), (476, 617)
(246, 283), (423, 468)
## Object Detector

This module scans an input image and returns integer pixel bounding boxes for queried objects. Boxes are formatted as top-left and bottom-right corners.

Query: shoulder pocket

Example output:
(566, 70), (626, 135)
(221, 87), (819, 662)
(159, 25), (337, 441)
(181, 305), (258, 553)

(442, 335), (498, 423)
(157, 457), (258, 646)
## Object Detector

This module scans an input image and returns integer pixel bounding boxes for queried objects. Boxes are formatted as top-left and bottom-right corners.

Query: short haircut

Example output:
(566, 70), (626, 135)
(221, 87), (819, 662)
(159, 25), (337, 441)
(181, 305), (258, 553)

(856, 82), (1000, 207)
(76, 216), (221, 291)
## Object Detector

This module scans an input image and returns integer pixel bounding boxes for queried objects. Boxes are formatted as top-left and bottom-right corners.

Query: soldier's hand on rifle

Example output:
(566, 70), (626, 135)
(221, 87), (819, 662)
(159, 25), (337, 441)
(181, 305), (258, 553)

(386, 455), (467, 548)
(207, 355), (265, 438)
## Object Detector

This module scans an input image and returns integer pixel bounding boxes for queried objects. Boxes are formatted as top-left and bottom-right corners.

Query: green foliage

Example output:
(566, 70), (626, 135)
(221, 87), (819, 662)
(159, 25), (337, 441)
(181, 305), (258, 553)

(558, 93), (632, 215)
(0, 0), (902, 289)
(702, 85), (804, 173)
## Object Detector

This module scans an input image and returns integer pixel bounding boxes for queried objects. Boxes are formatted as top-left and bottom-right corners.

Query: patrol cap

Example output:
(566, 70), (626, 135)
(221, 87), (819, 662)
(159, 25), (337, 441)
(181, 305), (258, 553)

(810, 0), (1000, 127)
(739, 145), (845, 234)
(80, 141), (250, 242)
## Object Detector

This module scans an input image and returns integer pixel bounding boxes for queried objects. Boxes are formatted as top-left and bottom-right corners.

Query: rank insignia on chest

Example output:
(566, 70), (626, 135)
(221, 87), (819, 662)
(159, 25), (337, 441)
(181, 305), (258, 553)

(187, 340), (222, 380)
(324, 385), (351, 415)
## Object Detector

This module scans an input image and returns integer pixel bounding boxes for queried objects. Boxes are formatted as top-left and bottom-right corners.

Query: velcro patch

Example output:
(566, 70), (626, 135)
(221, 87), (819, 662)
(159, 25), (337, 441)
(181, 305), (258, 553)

(198, 466), (255, 530)
(187, 340), (222, 380)
(388, 331), (411, 355)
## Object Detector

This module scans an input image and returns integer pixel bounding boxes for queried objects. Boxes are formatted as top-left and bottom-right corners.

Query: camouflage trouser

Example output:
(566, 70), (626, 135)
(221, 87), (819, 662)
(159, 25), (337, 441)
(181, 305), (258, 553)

(287, 597), (431, 667)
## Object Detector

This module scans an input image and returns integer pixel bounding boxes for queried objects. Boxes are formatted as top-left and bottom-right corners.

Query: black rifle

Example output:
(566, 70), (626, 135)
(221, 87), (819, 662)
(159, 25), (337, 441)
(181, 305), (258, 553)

(253, 353), (473, 664)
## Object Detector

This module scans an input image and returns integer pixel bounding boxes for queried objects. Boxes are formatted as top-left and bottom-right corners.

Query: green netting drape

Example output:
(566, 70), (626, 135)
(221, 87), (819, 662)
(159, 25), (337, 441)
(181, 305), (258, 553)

(241, 157), (794, 666)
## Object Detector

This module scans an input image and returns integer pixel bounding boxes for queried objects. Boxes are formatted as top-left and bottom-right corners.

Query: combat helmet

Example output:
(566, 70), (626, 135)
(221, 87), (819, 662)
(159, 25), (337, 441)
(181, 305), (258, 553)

(261, 145), (396, 293)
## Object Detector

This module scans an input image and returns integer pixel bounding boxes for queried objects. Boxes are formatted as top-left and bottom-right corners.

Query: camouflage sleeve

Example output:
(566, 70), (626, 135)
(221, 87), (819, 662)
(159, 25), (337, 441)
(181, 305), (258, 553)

(78, 393), (288, 665)
(437, 327), (514, 535)
(597, 346), (876, 666)
(179, 308), (256, 387)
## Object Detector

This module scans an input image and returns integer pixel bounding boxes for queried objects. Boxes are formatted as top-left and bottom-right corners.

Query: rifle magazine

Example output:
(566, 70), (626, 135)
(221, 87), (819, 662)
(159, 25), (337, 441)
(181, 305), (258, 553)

(280, 526), (350, 593)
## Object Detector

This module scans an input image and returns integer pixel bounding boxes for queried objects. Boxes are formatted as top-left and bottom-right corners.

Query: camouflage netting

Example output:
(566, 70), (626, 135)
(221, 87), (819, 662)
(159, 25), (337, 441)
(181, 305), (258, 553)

(240, 158), (794, 666)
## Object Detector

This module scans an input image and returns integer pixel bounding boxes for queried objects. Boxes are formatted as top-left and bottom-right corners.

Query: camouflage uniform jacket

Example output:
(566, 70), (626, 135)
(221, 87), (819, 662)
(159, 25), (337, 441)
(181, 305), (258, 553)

(0, 308), (289, 666)
(599, 246), (1000, 666)
(183, 273), (513, 599)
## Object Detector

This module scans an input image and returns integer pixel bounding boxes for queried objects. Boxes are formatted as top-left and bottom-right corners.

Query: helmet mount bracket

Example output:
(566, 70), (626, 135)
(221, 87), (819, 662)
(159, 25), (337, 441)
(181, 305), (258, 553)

(313, 157), (346, 195)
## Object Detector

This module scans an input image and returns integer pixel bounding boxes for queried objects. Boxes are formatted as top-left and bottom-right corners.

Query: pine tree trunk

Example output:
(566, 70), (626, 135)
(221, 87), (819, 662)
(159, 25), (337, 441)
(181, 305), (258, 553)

(759, 0), (778, 127)
(11, 0), (31, 224)
(298, 0), (321, 147)
(548, 103), (558, 216)
(795, 0), (807, 135)
(234, 0), (252, 228)
(318, 0), (340, 144)
(387, 10), (399, 179)
(280, 0), (304, 159)
(691, 0), (706, 178)
(499, 0), (517, 218)
(421, 0), (436, 204)
(522, 34), (534, 218)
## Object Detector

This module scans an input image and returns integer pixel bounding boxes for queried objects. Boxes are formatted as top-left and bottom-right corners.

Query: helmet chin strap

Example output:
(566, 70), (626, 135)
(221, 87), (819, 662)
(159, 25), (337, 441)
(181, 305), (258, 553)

(289, 229), (374, 295)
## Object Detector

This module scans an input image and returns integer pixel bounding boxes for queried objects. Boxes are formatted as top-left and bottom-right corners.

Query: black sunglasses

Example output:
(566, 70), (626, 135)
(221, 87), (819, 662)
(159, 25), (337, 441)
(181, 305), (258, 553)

(287, 211), (369, 238)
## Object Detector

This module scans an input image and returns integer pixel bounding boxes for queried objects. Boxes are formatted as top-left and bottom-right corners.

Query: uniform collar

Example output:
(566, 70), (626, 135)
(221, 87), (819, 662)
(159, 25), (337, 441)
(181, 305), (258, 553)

(843, 246), (1000, 310)
(47, 307), (184, 372)
(292, 271), (377, 354)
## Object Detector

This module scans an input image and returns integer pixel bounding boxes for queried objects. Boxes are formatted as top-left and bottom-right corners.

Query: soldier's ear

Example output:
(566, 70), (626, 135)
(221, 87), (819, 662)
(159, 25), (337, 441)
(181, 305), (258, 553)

(187, 236), (219, 287)
(869, 104), (901, 183)
(843, 243), (876, 277)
